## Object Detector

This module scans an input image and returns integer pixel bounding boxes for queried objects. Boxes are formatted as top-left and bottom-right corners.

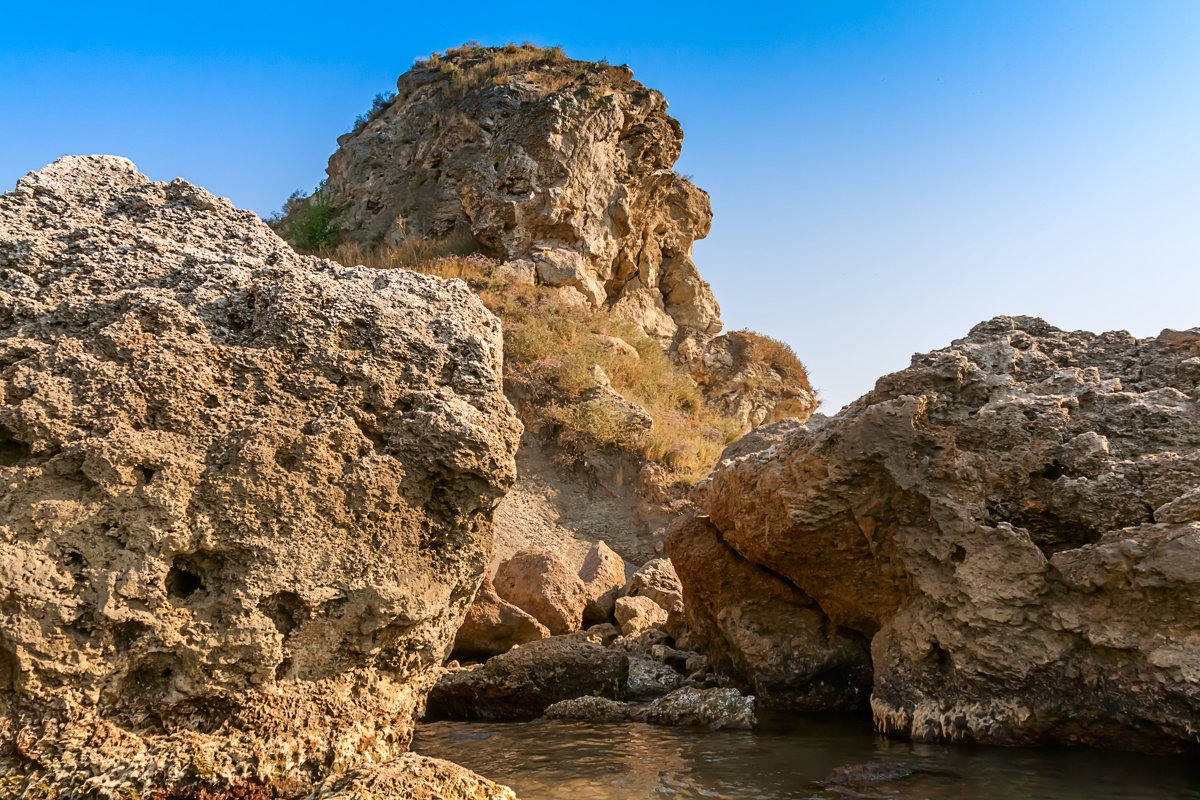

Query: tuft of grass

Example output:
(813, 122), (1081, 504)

(738, 330), (813, 393)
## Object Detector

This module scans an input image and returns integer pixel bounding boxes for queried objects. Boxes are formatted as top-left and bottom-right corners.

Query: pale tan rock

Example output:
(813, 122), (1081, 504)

(690, 315), (1200, 751)
(305, 752), (520, 800)
(615, 595), (668, 636)
(0, 156), (521, 796)
(452, 578), (549, 662)
(593, 333), (640, 360)
(493, 548), (587, 635)
(578, 541), (627, 626)
(624, 557), (684, 614)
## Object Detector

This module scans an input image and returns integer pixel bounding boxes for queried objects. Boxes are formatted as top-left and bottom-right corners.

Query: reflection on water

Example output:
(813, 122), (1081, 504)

(413, 713), (1200, 800)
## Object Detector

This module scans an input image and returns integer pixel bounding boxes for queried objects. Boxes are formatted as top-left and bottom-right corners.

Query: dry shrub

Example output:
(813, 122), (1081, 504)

(738, 330), (813, 391)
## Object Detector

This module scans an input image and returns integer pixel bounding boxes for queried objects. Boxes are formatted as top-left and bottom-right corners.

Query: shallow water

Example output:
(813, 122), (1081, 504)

(413, 714), (1200, 800)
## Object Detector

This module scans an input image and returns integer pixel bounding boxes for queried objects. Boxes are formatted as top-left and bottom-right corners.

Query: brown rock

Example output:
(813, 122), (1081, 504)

(493, 548), (588, 635)
(623, 558), (684, 614)
(615, 595), (668, 636)
(578, 541), (628, 626)
(692, 315), (1200, 751)
(0, 156), (522, 796)
(451, 578), (549, 662)
(425, 635), (629, 720)
(543, 686), (755, 730)
(667, 516), (871, 711)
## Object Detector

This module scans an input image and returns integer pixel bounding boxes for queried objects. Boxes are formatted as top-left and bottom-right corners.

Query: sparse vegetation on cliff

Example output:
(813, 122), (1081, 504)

(412, 42), (633, 100)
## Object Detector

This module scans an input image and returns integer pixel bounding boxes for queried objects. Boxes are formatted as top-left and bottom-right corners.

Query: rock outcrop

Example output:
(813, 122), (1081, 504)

(680, 316), (1200, 751)
(542, 686), (756, 730)
(306, 753), (520, 800)
(314, 44), (721, 347)
(0, 156), (521, 796)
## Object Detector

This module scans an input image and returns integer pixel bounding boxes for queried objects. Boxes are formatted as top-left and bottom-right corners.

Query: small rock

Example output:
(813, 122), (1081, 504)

(626, 655), (684, 699)
(615, 595), (668, 637)
(624, 558), (684, 614)
(542, 687), (756, 731)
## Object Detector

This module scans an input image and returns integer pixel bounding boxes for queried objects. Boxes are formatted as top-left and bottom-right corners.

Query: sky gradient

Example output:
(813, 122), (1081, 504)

(4, 1), (1199, 409)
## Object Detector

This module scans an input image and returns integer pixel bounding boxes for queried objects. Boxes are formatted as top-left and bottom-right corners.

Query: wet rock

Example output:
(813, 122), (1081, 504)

(425, 635), (628, 720)
(615, 595), (668, 636)
(626, 656), (685, 699)
(690, 315), (1200, 751)
(452, 578), (549, 662)
(494, 548), (587, 635)
(543, 687), (755, 730)
(0, 156), (521, 795)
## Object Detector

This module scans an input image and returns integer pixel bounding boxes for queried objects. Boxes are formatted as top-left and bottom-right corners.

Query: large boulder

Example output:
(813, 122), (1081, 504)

(687, 316), (1200, 751)
(493, 548), (588, 635)
(0, 156), (522, 796)
(667, 516), (872, 710)
(451, 577), (549, 662)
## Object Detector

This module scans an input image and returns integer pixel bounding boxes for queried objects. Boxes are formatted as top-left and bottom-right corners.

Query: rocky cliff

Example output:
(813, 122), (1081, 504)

(316, 43), (719, 349)
(675, 316), (1200, 752)
(0, 156), (522, 797)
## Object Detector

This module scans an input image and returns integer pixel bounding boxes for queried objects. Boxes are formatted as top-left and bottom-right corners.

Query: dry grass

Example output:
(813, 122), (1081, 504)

(311, 237), (739, 483)
(413, 42), (633, 101)
(739, 330), (813, 392)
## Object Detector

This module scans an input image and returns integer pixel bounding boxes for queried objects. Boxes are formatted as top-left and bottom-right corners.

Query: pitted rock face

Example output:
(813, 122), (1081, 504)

(689, 316), (1200, 751)
(318, 47), (722, 344)
(0, 156), (521, 795)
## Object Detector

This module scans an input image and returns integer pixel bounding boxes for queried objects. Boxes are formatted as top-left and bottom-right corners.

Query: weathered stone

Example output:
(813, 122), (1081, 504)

(493, 548), (587, 635)
(304, 753), (520, 800)
(425, 635), (628, 720)
(688, 331), (817, 428)
(0, 156), (522, 796)
(543, 687), (755, 730)
(692, 315), (1200, 751)
(614, 595), (668, 636)
(578, 541), (627, 626)
(623, 557), (684, 613)
(451, 578), (549, 662)
(667, 516), (872, 711)
(311, 46), (721, 344)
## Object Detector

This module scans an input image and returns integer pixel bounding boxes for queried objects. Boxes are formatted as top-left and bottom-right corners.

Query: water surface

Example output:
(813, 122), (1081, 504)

(414, 714), (1200, 799)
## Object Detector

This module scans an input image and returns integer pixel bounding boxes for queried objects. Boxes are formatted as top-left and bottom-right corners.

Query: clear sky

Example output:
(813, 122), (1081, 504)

(4, 1), (1199, 409)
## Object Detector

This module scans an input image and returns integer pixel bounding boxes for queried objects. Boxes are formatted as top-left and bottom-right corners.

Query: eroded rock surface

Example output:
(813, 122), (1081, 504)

(0, 156), (521, 796)
(317, 46), (721, 346)
(684, 316), (1200, 751)
(305, 753), (520, 800)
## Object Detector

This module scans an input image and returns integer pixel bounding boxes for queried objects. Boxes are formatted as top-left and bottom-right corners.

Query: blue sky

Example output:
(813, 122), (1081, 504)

(4, 1), (1199, 409)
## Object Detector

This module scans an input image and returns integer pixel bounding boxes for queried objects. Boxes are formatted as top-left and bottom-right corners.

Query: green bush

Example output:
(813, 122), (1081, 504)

(279, 184), (339, 253)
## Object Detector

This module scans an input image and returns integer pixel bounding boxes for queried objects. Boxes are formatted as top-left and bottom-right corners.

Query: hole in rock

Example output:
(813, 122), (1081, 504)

(112, 620), (151, 651)
(275, 657), (294, 682)
(166, 563), (204, 599)
(135, 465), (157, 484)
(950, 545), (967, 565)
(0, 426), (31, 466)
(123, 654), (176, 697)
(0, 647), (17, 691)
(259, 591), (308, 635)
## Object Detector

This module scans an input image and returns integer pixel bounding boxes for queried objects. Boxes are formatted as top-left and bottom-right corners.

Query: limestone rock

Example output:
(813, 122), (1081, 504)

(310, 45), (721, 344)
(305, 753), (519, 800)
(493, 548), (587, 635)
(691, 315), (1200, 751)
(614, 595), (668, 636)
(451, 578), (549, 662)
(0, 156), (521, 796)
(578, 541), (627, 626)
(625, 655), (685, 699)
(688, 330), (817, 428)
(623, 557), (684, 614)
(425, 634), (628, 720)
